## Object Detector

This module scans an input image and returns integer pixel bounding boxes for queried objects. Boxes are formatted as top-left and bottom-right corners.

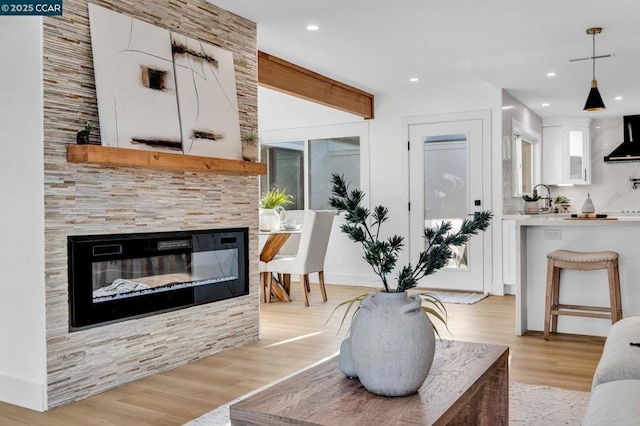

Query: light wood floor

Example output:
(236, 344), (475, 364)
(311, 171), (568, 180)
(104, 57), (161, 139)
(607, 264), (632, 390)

(0, 284), (605, 425)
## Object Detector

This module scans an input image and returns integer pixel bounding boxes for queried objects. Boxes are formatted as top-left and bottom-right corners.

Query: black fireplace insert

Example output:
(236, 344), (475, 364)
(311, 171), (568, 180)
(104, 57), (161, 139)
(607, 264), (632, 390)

(68, 228), (248, 330)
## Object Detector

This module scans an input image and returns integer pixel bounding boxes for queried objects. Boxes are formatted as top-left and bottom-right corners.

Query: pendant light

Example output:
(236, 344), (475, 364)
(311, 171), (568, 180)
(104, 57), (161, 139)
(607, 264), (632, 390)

(583, 27), (606, 111)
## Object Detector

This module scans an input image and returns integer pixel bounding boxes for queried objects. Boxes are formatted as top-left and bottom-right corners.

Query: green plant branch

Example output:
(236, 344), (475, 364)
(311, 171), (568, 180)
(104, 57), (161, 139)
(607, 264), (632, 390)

(328, 173), (492, 336)
(329, 173), (492, 295)
(326, 291), (369, 335)
(522, 194), (541, 202)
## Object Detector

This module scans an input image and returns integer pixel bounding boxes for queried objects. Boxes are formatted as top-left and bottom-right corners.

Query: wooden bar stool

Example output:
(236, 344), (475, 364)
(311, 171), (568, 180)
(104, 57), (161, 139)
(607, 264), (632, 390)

(544, 250), (622, 341)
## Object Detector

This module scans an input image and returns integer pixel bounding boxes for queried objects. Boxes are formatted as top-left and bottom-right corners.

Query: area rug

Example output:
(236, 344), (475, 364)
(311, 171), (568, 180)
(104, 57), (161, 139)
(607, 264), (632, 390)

(417, 290), (489, 304)
(184, 377), (590, 425)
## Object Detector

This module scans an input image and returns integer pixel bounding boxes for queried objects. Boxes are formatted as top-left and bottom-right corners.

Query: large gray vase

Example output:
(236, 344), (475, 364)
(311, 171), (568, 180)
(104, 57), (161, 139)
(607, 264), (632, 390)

(339, 291), (436, 396)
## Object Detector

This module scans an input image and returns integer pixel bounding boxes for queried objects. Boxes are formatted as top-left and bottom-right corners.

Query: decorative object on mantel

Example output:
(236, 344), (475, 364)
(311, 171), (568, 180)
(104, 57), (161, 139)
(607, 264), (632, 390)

(259, 188), (293, 231)
(66, 145), (266, 176)
(582, 193), (596, 214)
(241, 133), (259, 162)
(76, 122), (93, 145)
(328, 174), (492, 396)
(88, 4), (242, 160)
(522, 193), (541, 214)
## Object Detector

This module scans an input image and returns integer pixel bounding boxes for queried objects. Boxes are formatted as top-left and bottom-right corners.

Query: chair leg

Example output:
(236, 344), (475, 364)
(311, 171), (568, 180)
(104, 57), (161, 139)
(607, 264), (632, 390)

(260, 272), (268, 303)
(300, 274), (310, 307)
(544, 259), (555, 341)
(305, 276), (311, 293)
(608, 260), (623, 323)
(551, 266), (561, 334)
(283, 274), (291, 295)
(266, 273), (274, 303)
(318, 271), (327, 302)
(615, 261), (623, 321)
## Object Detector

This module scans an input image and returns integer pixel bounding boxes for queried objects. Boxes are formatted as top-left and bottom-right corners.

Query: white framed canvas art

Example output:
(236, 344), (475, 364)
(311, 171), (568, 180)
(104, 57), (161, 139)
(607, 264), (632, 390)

(171, 32), (241, 159)
(88, 4), (242, 160)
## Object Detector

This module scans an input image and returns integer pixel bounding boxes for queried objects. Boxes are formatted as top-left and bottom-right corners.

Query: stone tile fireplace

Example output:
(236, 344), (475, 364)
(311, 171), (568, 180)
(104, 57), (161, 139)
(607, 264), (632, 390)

(37, 0), (260, 409)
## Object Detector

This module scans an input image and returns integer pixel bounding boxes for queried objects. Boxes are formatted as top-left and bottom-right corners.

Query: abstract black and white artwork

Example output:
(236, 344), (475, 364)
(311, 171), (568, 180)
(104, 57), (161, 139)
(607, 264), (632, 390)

(88, 4), (242, 160)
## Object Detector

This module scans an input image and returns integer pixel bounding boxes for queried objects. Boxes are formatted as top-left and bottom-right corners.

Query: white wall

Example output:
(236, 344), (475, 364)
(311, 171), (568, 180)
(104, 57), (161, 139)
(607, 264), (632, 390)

(0, 18), (47, 410)
(370, 84), (503, 295)
(551, 117), (640, 213)
(259, 82), (504, 294)
(259, 87), (360, 130)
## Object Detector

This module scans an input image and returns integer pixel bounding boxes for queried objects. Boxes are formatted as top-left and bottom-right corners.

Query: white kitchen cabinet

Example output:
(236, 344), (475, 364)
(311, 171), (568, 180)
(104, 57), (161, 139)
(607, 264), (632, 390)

(542, 117), (591, 185)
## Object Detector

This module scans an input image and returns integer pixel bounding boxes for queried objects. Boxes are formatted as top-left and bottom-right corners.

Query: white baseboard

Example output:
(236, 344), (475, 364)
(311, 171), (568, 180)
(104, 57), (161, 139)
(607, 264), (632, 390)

(279, 273), (379, 288)
(504, 284), (515, 295)
(0, 372), (46, 411)
(323, 273), (381, 288)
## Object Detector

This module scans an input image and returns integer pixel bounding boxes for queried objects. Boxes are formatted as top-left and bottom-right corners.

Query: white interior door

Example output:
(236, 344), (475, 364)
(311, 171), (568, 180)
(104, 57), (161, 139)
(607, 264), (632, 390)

(408, 119), (485, 292)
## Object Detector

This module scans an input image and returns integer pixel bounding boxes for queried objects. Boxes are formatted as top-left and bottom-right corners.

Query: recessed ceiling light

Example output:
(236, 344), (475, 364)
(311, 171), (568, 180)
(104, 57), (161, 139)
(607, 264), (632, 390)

(546, 72), (557, 77)
(541, 103), (550, 107)
(409, 77), (419, 82)
(615, 96), (623, 101)
(306, 25), (319, 31)
(501, 105), (514, 110)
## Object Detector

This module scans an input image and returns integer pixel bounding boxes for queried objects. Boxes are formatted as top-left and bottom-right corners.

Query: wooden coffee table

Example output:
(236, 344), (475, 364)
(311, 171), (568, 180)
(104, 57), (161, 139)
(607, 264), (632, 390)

(230, 340), (509, 425)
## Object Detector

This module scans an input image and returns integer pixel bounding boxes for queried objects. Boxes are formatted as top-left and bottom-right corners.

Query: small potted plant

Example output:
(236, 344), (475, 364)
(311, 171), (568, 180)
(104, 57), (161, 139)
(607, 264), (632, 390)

(76, 122), (93, 145)
(259, 188), (293, 230)
(554, 196), (571, 213)
(329, 174), (492, 397)
(522, 193), (541, 214)
(241, 133), (259, 162)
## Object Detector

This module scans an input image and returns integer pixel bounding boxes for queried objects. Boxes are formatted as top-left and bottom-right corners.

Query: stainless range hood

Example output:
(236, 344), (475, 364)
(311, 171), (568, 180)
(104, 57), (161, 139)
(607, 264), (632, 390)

(605, 115), (640, 163)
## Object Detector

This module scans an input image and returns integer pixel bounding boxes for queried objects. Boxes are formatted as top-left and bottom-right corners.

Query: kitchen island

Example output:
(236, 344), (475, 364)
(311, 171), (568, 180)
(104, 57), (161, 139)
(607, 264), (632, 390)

(512, 215), (640, 336)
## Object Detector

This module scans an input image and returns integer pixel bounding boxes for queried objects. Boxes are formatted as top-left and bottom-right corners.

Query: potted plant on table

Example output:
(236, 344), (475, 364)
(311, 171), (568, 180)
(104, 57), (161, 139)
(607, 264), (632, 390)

(329, 173), (492, 397)
(259, 188), (294, 230)
(522, 193), (541, 214)
(554, 196), (571, 213)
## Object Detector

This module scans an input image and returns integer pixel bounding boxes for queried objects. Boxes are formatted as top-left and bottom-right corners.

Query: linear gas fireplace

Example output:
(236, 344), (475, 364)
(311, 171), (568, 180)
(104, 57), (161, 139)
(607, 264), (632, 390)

(68, 228), (248, 330)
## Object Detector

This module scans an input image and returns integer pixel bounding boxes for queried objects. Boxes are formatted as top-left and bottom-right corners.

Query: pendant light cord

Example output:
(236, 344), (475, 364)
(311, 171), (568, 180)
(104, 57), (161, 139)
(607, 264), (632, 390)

(592, 31), (596, 82)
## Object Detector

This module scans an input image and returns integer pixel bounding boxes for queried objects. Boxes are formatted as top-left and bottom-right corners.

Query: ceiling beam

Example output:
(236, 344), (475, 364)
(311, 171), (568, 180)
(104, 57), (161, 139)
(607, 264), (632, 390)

(258, 51), (374, 120)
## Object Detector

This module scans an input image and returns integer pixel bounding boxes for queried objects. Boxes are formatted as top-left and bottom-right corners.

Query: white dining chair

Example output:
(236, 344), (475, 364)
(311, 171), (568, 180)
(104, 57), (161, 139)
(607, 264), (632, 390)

(262, 210), (334, 306)
(277, 209), (305, 256)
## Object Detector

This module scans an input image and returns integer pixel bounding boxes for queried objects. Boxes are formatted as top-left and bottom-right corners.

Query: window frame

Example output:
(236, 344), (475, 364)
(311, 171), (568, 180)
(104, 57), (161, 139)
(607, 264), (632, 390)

(259, 122), (371, 211)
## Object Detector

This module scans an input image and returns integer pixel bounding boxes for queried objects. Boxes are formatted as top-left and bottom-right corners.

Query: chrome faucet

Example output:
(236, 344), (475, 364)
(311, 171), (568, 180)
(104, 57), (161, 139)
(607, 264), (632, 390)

(533, 184), (552, 212)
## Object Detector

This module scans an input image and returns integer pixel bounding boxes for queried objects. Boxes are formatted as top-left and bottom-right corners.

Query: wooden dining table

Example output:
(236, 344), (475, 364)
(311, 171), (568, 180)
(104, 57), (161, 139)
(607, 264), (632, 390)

(259, 229), (301, 302)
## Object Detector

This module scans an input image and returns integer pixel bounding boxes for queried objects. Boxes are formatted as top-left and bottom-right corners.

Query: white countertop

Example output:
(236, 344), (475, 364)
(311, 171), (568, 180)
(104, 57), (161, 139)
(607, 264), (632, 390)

(503, 214), (640, 225)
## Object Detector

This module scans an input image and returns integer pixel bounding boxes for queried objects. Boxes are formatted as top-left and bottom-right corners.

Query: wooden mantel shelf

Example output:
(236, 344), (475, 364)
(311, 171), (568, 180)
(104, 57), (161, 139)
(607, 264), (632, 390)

(66, 145), (266, 175)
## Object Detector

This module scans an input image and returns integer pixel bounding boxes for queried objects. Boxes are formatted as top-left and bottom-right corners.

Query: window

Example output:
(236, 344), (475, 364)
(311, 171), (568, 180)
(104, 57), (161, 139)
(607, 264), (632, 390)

(309, 137), (360, 209)
(259, 123), (368, 211)
(511, 121), (541, 197)
(262, 142), (304, 209)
